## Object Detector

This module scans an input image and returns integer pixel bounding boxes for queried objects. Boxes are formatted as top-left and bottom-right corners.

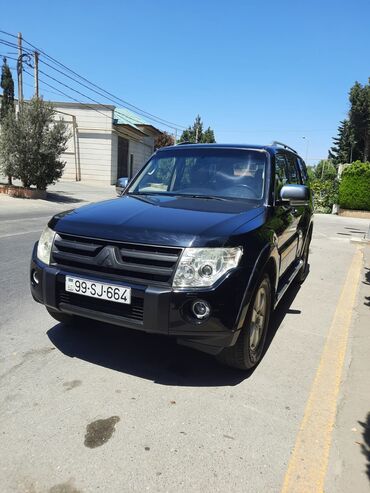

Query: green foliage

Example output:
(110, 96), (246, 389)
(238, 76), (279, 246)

(329, 79), (370, 164)
(314, 160), (337, 180)
(0, 57), (15, 120)
(154, 131), (174, 149)
(349, 81), (370, 162)
(306, 166), (316, 181)
(0, 111), (17, 180)
(329, 120), (356, 165)
(179, 115), (216, 143)
(338, 161), (370, 211)
(311, 179), (339, 214)
(0, 97), (70, 189)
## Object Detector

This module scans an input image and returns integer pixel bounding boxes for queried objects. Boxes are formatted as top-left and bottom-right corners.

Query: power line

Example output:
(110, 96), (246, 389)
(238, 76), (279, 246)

(9, 53), (150, 126)
(36, 67), (150, 127)
(23, 68), (115, 120)
(37, 57), (169, 127)
(0, 30), (186, 130)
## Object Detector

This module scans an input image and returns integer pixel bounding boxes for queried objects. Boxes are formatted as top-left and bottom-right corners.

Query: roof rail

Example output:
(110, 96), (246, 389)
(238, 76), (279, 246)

(177, 141), (193, 145)
(271, 141), (298, 154)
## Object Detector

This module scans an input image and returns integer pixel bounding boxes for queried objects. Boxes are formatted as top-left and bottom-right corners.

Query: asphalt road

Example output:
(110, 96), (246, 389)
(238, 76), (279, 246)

(0, 190), (369, 493)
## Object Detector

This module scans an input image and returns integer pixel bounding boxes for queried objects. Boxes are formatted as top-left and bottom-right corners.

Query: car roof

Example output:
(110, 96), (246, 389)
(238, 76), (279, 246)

(157, 143), (299, 156)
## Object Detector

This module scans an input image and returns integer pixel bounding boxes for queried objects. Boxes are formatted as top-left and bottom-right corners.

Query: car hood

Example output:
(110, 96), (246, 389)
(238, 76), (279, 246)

(50, 194), (266, 247)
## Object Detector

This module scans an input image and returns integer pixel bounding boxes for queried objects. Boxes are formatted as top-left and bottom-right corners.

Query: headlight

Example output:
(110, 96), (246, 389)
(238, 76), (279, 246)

(37, 226), (56, 265)
(173, 247), (243, 288)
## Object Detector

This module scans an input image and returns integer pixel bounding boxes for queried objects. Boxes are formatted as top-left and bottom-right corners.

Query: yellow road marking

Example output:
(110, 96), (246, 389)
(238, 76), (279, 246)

(281, 247), (363, 493)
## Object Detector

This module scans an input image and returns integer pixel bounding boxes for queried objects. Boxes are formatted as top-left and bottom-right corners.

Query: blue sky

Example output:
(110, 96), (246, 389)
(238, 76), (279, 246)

(1, 0), (369, 164)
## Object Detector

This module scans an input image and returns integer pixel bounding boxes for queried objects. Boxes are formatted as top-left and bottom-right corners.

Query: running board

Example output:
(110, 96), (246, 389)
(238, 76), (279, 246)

(274, 260), (303, 308)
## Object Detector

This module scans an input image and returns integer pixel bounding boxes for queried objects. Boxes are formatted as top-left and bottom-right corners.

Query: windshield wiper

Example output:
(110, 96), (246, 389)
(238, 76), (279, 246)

(128, 191), (228, 201)
(181, 194), (229, 201)
(127, 192), (159, 204)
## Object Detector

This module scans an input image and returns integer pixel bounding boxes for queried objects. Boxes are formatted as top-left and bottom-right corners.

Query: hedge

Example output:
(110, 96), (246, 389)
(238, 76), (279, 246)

(338, 161), (370, 211)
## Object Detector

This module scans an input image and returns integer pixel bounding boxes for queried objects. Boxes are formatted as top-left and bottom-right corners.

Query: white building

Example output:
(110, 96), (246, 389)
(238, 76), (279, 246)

(52, 102), (162, 185)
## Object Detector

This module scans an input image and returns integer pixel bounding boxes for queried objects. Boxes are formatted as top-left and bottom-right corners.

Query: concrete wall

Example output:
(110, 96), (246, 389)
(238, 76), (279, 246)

(53, 103), (156, 185)
(54, 103), (114, 185)
(128, 138), (154, 176)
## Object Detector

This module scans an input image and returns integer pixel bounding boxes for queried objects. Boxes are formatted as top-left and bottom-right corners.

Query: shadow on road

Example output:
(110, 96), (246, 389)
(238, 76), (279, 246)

(47, 282), (301, 387)
(358, 412), (370, 482)
(46, 192), (84, 204)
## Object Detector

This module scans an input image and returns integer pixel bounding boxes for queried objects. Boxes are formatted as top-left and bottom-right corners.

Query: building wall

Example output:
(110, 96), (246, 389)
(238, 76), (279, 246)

(128, 138), (154, 176)
(53, 103), (157, 185)
(54, 104), (114, 185)
(111, 133), (118, 184)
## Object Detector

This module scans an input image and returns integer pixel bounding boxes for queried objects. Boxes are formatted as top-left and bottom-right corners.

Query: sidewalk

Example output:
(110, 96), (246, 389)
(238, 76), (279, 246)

(326, 246), (370, 492)
(0, 179), (117, 220)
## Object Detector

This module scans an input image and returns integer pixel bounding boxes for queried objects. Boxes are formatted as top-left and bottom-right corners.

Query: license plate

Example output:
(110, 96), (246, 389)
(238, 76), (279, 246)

(65, 276), (131, 304)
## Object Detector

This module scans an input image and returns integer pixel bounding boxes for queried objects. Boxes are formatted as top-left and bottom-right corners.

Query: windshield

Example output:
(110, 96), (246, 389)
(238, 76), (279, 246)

(128, 147), (268, 202)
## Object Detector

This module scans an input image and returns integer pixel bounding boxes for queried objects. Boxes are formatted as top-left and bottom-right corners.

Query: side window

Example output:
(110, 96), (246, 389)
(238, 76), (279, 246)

(285, 154), (300, 184)
(275, 154), (288, 198)
(297, 157), (308, 183)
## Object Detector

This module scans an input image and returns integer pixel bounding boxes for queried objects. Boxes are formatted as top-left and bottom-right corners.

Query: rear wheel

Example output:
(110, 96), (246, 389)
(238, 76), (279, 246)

(216, 274), (272, 370)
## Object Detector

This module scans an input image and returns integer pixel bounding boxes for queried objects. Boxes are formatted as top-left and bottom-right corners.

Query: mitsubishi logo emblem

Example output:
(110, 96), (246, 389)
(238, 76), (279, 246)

(96, 246), (117, 267)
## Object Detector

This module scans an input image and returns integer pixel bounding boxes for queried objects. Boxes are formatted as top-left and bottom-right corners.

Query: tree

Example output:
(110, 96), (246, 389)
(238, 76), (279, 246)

(329, 120), (357, 165)
(154, 131), (175, 149)
(329, 79), (370, 163)
(0, 97), (70, 189)
(0, 57), (15, 184)
(349, 80), (370, 162)
(179, 115), (216, 143)
(0, 57), (15, 120)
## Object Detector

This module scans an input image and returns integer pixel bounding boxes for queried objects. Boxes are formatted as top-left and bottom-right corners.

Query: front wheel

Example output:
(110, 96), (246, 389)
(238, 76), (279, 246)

(216, 274), (272, 370)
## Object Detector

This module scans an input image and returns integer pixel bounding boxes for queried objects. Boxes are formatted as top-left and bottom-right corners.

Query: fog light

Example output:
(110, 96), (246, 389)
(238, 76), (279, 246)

(191, 300), (211, 320)
(32, 270), (39, 285)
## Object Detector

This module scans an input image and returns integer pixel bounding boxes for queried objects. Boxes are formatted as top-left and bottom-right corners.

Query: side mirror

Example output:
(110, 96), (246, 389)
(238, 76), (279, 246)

(116, 177), (129, 196)
(280, 184), (310, 205)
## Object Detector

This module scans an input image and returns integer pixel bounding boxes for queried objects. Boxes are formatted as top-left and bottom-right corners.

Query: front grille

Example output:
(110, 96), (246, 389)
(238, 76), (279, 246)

(57, 288), (144, 321)
(51, 233), (182, 286)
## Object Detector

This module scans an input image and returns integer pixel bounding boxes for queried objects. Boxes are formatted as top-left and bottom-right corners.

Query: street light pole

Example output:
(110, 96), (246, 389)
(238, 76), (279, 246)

(302, 136), (309, 163)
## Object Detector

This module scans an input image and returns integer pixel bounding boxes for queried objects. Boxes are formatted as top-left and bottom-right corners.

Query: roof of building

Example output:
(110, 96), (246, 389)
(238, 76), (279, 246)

(114, 108), (162, 136)
(114, 107), (146, 126)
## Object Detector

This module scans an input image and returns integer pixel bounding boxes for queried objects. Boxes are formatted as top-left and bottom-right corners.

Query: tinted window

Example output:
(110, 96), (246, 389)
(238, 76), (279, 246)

(275, 154), (288, 197)
(129, 148), (268, 201)
(285, 153), (300, 184)
(297, 157), (308, 183)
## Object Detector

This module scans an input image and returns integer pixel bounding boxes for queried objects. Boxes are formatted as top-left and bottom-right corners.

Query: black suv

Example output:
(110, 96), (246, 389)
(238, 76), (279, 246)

(30, 142), (313, 370)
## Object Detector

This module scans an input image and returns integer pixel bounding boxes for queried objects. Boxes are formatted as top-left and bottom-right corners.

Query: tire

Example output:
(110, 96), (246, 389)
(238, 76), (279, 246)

(46, 307), (76, 326)
(216, 274), (272, 370)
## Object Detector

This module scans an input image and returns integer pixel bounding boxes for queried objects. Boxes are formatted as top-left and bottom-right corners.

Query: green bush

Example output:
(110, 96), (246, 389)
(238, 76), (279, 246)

(311, 179), (339, 213)
(339, 161), (370, 211)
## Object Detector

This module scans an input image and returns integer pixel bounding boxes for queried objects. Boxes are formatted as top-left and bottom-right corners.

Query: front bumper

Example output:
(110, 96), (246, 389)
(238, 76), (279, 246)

(30, 245), (242, 354)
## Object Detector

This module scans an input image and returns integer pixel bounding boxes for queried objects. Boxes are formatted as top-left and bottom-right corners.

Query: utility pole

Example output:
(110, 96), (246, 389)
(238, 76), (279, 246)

(195, 126), (199, 143)
(302, 136), (309, 163)
(17, 32), (23, 108)
(34, 51), (39, 98)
